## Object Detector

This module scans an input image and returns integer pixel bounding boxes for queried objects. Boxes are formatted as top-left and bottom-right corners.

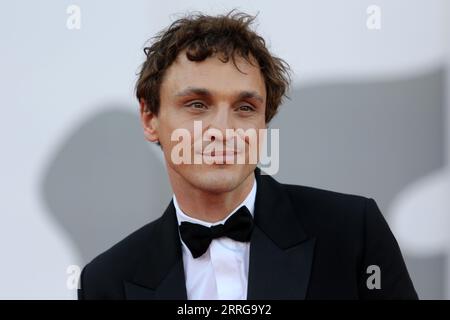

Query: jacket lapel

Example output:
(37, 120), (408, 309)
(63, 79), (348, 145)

(124, 199), (188, 299)
(247, 167), (316, 299)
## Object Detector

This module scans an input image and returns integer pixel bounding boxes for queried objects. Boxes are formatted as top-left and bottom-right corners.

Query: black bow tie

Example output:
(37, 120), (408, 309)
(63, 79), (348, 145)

(179, 205), (254, 258)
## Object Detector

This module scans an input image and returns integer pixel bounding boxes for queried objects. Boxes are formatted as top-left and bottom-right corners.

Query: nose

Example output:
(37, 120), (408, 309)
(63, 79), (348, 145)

(203, 104), (234, 143)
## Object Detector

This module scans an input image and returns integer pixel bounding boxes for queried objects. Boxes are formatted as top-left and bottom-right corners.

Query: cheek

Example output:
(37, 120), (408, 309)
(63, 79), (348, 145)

(238, 119), (266, 135)
(157, 110), (183, 141)
(159, 120), (196, 155)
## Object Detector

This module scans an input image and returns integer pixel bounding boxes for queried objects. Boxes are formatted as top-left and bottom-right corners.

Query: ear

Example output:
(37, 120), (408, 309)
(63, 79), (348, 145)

(139, 99), (159, 143)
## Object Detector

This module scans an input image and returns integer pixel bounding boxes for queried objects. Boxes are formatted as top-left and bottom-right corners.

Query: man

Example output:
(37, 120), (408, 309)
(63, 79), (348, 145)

(78, 10), (418, 300)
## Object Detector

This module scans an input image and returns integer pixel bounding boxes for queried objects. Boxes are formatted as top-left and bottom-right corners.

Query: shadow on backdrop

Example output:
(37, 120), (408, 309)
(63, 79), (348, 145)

(271, 67), (446, 299)
(40, 107), (171, 265)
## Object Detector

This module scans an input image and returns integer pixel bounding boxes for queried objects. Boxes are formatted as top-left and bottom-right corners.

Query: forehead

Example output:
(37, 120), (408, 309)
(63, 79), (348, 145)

(161, 50), (266, 98)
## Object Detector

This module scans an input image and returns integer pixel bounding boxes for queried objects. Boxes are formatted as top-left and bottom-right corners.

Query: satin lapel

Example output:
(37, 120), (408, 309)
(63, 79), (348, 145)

(247, 167), (316, 299)
(124, 200), (188, 300)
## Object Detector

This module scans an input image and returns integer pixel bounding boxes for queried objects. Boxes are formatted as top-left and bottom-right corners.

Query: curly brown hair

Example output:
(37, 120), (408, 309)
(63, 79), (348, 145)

(135, 10), (292, 124)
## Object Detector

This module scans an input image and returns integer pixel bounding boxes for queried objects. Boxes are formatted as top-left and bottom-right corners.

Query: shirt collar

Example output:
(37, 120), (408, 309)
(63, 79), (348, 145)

(173, 176), (257, 227)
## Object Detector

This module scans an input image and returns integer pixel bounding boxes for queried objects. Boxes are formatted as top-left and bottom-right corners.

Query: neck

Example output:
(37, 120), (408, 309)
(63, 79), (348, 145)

(168, 167), (255, 223)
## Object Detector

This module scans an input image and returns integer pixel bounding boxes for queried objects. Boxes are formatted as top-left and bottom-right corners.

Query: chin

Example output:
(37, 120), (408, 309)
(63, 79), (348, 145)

(186, 164), (249, 193)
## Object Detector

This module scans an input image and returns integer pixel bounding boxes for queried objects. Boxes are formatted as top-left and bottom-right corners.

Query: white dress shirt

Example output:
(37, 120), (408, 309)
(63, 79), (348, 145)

(173, 177), (257, 300)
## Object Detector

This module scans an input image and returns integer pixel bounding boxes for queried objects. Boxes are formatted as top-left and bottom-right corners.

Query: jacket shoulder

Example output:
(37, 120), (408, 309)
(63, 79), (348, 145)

(281, 182), (369, 215)
(280, 182), (371, 236)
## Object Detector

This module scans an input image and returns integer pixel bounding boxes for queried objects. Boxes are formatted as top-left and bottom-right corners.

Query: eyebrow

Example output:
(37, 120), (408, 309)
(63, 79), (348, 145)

(174, 87), (264, 103)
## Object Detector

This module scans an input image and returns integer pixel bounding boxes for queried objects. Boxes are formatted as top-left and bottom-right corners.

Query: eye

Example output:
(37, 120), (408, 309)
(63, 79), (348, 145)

(186, 101), (207, 110)
(237, 105), (255, 112)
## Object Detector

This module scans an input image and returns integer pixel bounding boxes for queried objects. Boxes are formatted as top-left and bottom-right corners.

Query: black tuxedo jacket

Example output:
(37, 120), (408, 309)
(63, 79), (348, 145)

(78, 167), (418, 300)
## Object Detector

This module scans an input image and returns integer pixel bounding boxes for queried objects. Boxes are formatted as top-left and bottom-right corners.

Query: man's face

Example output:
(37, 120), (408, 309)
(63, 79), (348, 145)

(142, 51), (267, 194)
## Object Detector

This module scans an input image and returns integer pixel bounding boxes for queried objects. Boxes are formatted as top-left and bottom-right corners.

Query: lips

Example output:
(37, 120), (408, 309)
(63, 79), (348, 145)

(198, 150), (244, 164)
(202, 150), (238, 156)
